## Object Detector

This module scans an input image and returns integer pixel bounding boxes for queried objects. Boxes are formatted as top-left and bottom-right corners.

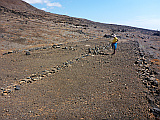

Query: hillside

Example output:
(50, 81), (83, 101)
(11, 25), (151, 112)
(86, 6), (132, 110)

(0, 0), (160, 119)
(0, 0), (159, 55)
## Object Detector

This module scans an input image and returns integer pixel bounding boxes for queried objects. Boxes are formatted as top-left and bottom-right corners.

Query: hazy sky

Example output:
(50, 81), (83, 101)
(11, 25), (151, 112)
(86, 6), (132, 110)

(23, 0), (160, 30)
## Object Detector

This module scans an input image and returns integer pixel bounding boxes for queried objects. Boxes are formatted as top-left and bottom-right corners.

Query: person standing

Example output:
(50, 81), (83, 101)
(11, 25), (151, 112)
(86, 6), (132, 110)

(111, 34), (118, 55)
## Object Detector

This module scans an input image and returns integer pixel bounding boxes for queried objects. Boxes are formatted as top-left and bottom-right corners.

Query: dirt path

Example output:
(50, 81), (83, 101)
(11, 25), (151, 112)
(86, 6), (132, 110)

(0, 39), (155, 119)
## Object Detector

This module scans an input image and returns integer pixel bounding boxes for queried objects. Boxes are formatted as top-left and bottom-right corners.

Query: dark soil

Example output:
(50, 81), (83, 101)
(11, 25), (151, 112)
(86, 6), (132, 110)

(0, 39), (156, 119)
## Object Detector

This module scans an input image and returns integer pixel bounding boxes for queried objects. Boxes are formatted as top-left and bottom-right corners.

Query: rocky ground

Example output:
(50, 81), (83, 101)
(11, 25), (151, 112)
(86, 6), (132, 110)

(0, 38), (160, 119)
(0, 0), (160, 119)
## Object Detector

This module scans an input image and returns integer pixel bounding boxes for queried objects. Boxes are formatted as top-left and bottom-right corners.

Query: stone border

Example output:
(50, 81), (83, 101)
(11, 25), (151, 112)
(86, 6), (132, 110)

(1, 46), (88, 96)
(135, 46), (160, 118)
(1, 42), (109, 96)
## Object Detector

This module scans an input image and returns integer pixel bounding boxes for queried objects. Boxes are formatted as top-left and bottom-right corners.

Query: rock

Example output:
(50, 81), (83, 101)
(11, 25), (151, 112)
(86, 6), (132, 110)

(153, 80), (158, 87)
(88, 48), (91, 53)
(31, 74), (37, 77)
(146, 95), (155, 104)
(2, 91), (8, 96)
(135, 61), (139, 64)
(76, 58), (79, 61)
(52, 45), (57, 48)
(42, 70), (50, 74)
(26, 51), (31, 55)
(48, 71), (54, 74)
(150, 46), (157, 50)
(57, 67), (61, 70)
(153, 71), (159, 75)
(146, 85), (151, 89)
(31, 77), (39, 81)
(145, 77), (149, 81)
(150, 75), (155, 78)
(3, 53), (8, 55)
(19, 79), (27, 84)
(47, 73), (51, 76)
(156, 89), (160, 94)
(69, 46), (74, 50)
(140, 52), (144, 57)
(68, 61), (73, 64)
(126, 35), (129, 37)
(139, 64), (143, 67)
(14, 85), (20, 90)
(51, 68), (58, 72)
(27, 77), (31, 79)
(8, 51), (13, 54)
(43, 47), (47, 49)
(41, 74), (46, 77)
(27, 79), (32, 83)
(149, 77), (156, 81)
(143, 80), (147, 85)
(152, 108), (160, 115)
(103, 34), (112, 38)
(93, 50), (98, 55)
(6, 89), (12, 93)
(56, 46), (61, 48)
(35, 47), (41, 50)
(62, 47), (68, 49)
(144, 64), (150, 69)
(125, 86), (128, 89)
(64, 62), (68, 66)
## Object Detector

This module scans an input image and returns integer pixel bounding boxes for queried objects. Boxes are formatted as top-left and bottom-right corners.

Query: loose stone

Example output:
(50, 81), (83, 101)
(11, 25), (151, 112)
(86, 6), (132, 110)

(56, 46), (61, 48)
(57, 67), (61, 70)
(8, 51), (13, 54)
(27, 77), (31, 79)
(6, 89), (12, 93)
(19, 79), (27, 84)
(2, 91), (8, 96)
(31, 74), (37, 77)
(26, 51), (31, 55)
(27, 79), (32, 83)
(152, 108), (160, 114)
(51, 68), (58, 72)
(149, 77), (156, 81)
(14, 85), (20, 90)
(31, 77), (39, 81)
(62, 47), (68, 49)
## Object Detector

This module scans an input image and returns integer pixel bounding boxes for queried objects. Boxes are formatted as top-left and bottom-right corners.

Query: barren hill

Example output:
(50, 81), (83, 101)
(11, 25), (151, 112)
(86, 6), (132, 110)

(0, 0), (159, 57)
(0, 0), (160, 119)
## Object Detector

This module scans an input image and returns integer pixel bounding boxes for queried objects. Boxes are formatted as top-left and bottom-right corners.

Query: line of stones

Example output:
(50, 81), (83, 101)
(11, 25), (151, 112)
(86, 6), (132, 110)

(1, 52), (89, 96)
(1, 44), (81, 96)
(1, 44), (107, 96)
(2, 44), (76, 56)
(135, 49), (160, 117)
(87, 45), (109, 55)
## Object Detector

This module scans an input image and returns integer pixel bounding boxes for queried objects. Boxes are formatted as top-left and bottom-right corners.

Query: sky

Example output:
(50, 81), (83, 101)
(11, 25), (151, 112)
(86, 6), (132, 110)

(22, 0), (160, 31)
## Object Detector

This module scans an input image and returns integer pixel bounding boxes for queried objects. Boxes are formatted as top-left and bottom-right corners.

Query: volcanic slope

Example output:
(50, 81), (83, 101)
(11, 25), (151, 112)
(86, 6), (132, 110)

(0, 0), (159, 58)
(0, 39), (152, 119)
(0, 0), (160, 119)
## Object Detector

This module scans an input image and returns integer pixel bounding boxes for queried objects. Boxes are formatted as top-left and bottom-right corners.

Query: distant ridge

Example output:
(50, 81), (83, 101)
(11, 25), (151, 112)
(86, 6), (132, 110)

(0, 0), (156, 34)
(0, 0), (40, 12)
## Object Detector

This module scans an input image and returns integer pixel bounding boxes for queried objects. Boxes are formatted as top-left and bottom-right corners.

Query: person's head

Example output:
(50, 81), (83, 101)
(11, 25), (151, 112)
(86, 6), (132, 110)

(113, 34), (116, 38)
